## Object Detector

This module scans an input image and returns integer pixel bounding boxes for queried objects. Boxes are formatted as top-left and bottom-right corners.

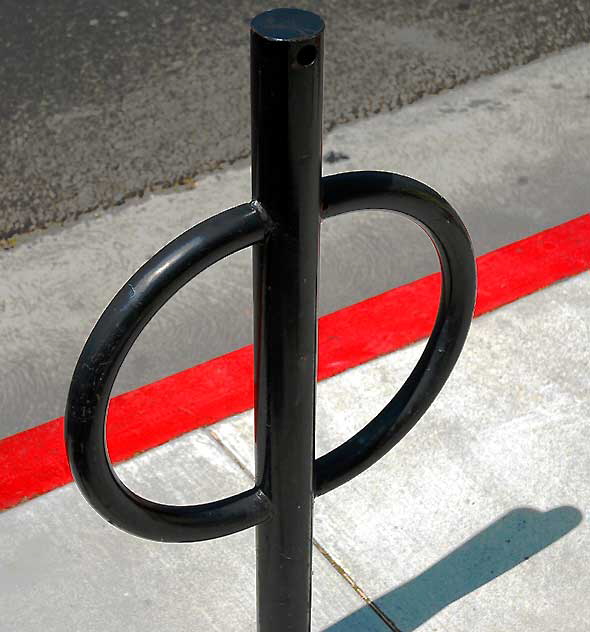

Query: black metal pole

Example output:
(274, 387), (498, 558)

(65, 8), (476, 631)
(251, 9), (324, 632)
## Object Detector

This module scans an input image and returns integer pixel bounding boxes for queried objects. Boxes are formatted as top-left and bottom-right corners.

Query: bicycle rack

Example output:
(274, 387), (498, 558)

(65, 8), (477, 631)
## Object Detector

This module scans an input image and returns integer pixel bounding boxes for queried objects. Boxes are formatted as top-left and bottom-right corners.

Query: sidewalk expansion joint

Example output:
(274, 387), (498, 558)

(206, 426), (255, 482)
(312, 538), (402, 632)
(207, 425), (402, 630)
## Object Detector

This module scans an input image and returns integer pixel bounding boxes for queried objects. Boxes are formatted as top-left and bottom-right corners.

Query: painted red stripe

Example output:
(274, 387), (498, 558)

(1, 214), (589, 511)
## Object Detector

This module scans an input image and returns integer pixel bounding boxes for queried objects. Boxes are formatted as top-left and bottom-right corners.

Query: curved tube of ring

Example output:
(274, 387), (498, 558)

(65, 203), (273, 542)
(315, 171), (477, 497)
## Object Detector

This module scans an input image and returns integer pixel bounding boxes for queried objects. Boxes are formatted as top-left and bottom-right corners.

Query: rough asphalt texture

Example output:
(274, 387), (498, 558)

(1, 0), (590, 238)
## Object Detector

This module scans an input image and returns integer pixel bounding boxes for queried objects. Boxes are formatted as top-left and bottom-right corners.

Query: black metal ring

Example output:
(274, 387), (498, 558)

(65, 203), (272, 543)
(314, 171), (477, 496)
(65, 172), (475, 537)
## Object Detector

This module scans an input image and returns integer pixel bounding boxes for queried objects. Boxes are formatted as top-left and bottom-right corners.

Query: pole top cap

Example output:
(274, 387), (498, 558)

(251, 8), (324, 42)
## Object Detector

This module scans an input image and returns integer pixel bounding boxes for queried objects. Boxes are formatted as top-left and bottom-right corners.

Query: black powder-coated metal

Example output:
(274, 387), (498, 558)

(64, 8), (476, 631)
(250, 10), (324, 631)
(316, 170), (477, 496)
(64, 203), (272, 542)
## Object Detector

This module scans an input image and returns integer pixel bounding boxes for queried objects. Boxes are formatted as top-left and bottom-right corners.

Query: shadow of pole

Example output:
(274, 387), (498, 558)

(325, 506), (582, 631)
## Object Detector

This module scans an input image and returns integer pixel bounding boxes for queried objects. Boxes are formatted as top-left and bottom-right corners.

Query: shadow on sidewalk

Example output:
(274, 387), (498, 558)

(325, 506), (582, 631)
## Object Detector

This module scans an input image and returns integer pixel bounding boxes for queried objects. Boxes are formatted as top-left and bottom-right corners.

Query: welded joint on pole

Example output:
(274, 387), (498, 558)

(249, 199), (276, 234)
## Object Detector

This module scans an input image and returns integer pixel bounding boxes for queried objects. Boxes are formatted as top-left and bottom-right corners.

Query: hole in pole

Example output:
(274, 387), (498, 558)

(297, 45), (317, 67)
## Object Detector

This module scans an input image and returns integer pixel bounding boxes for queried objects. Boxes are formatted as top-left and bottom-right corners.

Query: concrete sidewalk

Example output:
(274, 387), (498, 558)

(1, 270), (588, 631)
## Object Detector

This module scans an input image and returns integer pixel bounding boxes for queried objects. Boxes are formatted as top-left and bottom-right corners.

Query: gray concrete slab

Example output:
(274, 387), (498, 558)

(1, 271), (587, 630)
(1, 44), (589, 438)
(0, 423), (387, 631)
(212, 272), (590, 630)
(2, 1), (590, 238)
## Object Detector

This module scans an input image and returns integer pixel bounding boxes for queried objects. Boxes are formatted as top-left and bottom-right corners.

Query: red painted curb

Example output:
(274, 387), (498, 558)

(1, 214), (589, 511)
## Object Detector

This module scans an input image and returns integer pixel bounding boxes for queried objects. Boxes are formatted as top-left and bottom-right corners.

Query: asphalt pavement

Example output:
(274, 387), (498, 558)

(1, 0), (589, 237)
